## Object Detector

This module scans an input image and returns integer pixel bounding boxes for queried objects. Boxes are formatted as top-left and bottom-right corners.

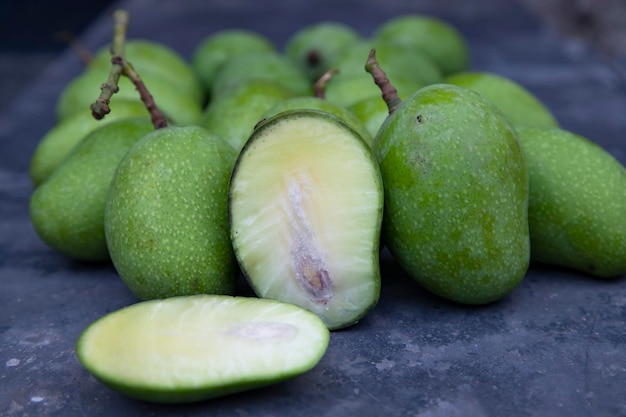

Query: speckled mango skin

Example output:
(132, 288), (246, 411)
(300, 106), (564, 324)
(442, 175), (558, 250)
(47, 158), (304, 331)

(104, 126), (238, 300)
(444, 71), (559, 129)
(372, 14), (470, 76)
(200, 79), (295, 152)
(30, 118), (154, 261)
(517, 127), (626, 278)
(30, 99), (150, 187)
(374, 84), (530, 304)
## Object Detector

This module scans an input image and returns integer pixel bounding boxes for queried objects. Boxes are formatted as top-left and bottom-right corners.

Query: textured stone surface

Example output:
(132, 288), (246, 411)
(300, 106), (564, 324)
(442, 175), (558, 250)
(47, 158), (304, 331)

(1, 1), (625, 416)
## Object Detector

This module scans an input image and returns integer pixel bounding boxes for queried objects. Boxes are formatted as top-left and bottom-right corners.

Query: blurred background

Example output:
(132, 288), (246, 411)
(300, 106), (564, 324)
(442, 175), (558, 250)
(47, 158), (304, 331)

(1, 0), (626, 111)
(0, 0), (114, 110)
(522, 0), (626, 59)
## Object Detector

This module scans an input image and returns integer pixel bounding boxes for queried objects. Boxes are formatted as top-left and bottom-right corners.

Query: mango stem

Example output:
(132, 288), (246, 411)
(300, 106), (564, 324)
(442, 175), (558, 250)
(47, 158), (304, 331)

(313, 68), (338, 99)
(89, 9), (167, 129)
(90, 9), (129, 120)
(365, 48), (402, 115)
(122, 62), (168, 129)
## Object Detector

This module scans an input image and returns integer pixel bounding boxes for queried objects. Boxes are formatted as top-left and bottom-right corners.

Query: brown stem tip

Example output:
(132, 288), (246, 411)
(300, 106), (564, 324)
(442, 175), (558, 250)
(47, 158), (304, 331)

(90, 55), (124, 120)
(364, 48), (402, 115)
(90, 9), (129, 121)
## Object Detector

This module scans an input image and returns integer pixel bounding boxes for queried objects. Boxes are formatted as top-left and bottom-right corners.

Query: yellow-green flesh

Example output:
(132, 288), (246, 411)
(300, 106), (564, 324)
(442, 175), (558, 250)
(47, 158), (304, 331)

(230, 111), (382, 330)
(76, 295), (330, 403)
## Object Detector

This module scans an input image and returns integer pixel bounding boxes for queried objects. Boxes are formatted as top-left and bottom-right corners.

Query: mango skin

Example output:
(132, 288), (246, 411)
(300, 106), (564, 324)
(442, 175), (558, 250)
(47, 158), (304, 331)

(349, 95), (390, 138)
(445, 71), (558, 129)
(211, 51), (313, 98)
(372, 14), (470, 76)
(374, 84), (530, 304)
(29, 100), (150, 187)
(56, 69), (203, 126)
(284, 21), (361, 82)
(104, 126), (238, 300)
(262, 96), (374, 148)
(29, 118), (154, 261)
(90, 39), (205, 105)
(517, 126), (626, 278)
(191, 30), (276, 94)
(331, 40), (443, 86)
(200, 79), (295, 152)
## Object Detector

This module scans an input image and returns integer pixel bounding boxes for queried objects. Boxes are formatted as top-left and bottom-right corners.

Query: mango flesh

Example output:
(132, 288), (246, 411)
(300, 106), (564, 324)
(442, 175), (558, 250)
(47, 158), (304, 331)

(374, 84), (530, 304)
(229, 110), (383, 329)
(76, 294), (330, 403)
(105, 126), (238, 299)
(445, 71), (558, 128)
(517, 126), (626, 277)
(29, 118), (154, 261)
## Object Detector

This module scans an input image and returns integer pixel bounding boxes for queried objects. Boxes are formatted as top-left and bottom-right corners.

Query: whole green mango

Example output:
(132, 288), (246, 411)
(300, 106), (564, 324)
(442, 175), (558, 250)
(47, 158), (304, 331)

(517, 126), (626, 277)
(374, 84), (530, 304)
(104, 125), (238, 299)
(29, 118), (154, 261)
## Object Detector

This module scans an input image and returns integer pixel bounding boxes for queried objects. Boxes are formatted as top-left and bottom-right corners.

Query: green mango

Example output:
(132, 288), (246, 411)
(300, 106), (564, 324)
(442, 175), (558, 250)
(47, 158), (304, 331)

(56, 68), (203, 126)
(200, 79), (296, 152)
(324, 72), (423, 109)
(374, 84), (530, 304)
(372, 14), (470, 76)
(517, 126), (626, 277)
(90, 39), (205, 104)
(319, 40), (440, 109)
(29, 99), (150, 187)
(349, 94), (398, 138)
(284, 21), (362, 82)
(331, 40), (443, 86)
(191, 29), (276, 95)
(210, 51), (313, 98)
(105, 125), (238, 300)
(29, 118), (154, 261)
(262, 96), (374, 147)
(445, 71), (558, 128)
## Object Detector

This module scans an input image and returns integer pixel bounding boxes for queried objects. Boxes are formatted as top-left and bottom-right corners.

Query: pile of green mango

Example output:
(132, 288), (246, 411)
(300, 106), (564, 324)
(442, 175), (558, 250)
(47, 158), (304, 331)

(27, 12), (626, 403)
